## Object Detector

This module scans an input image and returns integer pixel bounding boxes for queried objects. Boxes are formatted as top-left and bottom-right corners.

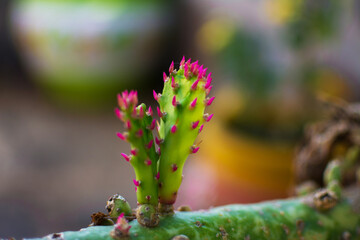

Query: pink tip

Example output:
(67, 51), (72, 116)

(149, 119), (156, 130)
(138, 106), (144, 118)
(202, 68), (208, 78)
(157, 107), (163, 118)
(205, 114), (214, 122)
(146, 195), (151, 201)
(169, 61), (174, 73)
(190, 98), (197, 108)
(172, 164), (178, 172)
(155, 136), (161, 145)
(116, 132), (126, 140)
(192, 121), (200, 129)
(199, 124), (204, 133)
(153, 90), (159, 101)
(130, 149), (137, 156)
(186, 58), (191, 65)
(114, 108), (123, 120)
(147, 106), (153, 116)
(180, 56), (186, 66)
(163, 72), (167, 82)
(207, 96), (215, 106)
(135, 187), (137, 192)
(205, 73), (212, 89)
(117, 93), (127, 109)
(192, 146), (200, 153)
(172, 95), (177, 107)
(156, 172), (160, 180)
(157, 147), (161, 155)
(171, 125), (177, 133)
(121, 153), (130, 162)
(146, 140), (154, 149)
(191, 79), (199, 90)
(171, 76), (177, 89)
(184, 64), (189, 78)
(191, 61), (198, 73)
(206, 85), (213, 95)
(119, 213), (125, 219)
(145, 159), (152, 166)
(133, 179), (140, 187)
(126, 120), (131, 130)
(136, 129), (143, 137)
(198, 65), (204, 78)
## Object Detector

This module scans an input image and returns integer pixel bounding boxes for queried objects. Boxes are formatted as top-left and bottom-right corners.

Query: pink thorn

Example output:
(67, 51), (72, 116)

(126, 120), (131, 130)
(172, 164), (178, 172)
(192, 121), (200, 129)
(190, 98), (197, 109)
(157, 107), (163, 118)
(135, 187), (138, 192)
(157, 147), (161, 155)
(186, 58), (191, 65)
(205, 114), (214, 122)
(172, 95), (177, 107)
(206, 85), (213, 95)
(198, 65), (204, 78)
(184, 64), (189, 78)
(146, 195), (151, 201)
(206, 96), (215, 106)
(180, 56), (186, 66)
(116, 132), (126, 140)
(131, 107), (137, 118)
(130, 149), (137, 156)
(146, 106), (153, 116)
(114, 108), (123, 120)
(191, 79), (199, 90)
(119, 213), (125, 219)
(153, 90), (159, 101)
(145, 159), (152, 166)
(191, 61), (198, 73)
(121, 153), (130, 162)
(146, 140), (154, 149)
(199, 124), (204, 133)
(171, 125), (177, 133)
(202, 68), (208, 78)
(163, 72), (167, 82)
(133, 179), (140, 187)
(117, 93), (127, 109)
(149, 119), (156, 130)
(156, 172), (160, 180)
(138, 106), (144, 118)
(136, 129), (143, 137)
(171, 76), (177, 89)
(191, 146), (200, 153)
(169, 61), (174, 73)
(205, 73), (212, 89)
(155, 137), (162, 145)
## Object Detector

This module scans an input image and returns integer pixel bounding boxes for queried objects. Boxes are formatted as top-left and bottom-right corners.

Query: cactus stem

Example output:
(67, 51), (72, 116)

(180, 56), (185, 67)
(206, 96), (215, 106)
(163, 72), (168, 82)
(191, 79), (199, 90)
(121, 153), (131, 162)
(146, 140), (154, 149)
(192, 121), (200, 129)
(169, 61), (174, 73)
(199, 124), (204, 133)
(191, 146), (200, 154)
(171, 164), (178, 172)
(133, 179), (140, 187)
(145, 159), (152, 166)
(153, 90), (159, 101)
(130, 149), (138, 156)
(136, 129), (144, 137)
(171, 125), (177, 133)
(190, 98), (197, 109)
(156, 172), (160, 180)
(116, 132), (126, 141)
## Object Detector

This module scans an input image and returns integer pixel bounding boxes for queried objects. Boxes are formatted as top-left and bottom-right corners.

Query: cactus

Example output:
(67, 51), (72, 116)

(156, 57), (214, 209)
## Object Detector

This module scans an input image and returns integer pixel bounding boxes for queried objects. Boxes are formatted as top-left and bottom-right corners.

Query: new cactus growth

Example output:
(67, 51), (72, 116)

(115, 58), (214, 223)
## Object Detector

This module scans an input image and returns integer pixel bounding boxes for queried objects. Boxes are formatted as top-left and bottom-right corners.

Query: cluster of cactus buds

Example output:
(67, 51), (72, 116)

(115, 58), (214, 225)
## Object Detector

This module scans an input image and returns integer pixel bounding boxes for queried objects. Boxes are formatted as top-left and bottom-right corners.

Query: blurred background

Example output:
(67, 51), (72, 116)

(1, 0), (360, 238)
